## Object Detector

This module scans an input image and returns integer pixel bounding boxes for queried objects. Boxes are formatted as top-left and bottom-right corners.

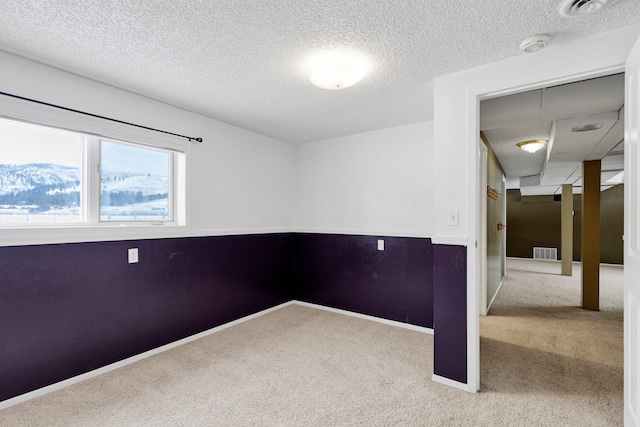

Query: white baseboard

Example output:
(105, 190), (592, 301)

(0, 301), (295, 411)
(432, 374), (474, 392)
(1, 300), (434, 410)
(292, 300), (434, 335)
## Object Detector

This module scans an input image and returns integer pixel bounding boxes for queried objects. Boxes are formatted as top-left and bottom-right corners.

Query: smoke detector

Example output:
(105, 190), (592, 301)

(559, 0), (619, 17)
(519, 35), (550, 53)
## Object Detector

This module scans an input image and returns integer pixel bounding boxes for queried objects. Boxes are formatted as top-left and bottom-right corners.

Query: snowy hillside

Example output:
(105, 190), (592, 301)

(101, 172), (167, 195)
(0, 163), (80, 195)
(0, 163), (168, 221)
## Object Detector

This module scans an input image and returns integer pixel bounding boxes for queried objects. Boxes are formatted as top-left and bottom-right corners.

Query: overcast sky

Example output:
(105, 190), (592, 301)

(0, 118), (168, 176)
(0, 118), (82, 167)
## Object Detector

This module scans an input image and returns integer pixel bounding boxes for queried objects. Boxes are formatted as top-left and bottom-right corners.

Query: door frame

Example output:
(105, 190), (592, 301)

(479, 140), (488, 316)
(472, 66), (626, 389)
(501, 175), (507, 278)
(433, 26), (639, 394)
(624, 34), (640, 427)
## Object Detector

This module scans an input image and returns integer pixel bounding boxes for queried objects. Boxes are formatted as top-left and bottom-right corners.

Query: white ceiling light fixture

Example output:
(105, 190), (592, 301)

(559, 0), (620, 17)
(307, 51), (371, 90)
(519, 34), (550, 53)
(310, 62), (366, 90)
(517, 139), (548, 153)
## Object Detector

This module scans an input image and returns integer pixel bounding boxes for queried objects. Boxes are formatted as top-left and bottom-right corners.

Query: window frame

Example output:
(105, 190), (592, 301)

(96, 137), (178, 225)
(0, 97), (189, 246)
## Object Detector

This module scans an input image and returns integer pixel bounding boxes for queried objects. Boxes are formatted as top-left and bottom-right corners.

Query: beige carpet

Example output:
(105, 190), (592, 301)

(0, 259), (623, 426)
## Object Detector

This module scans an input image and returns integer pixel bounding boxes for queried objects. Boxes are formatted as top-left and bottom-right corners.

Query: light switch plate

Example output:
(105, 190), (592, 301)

(377, 239), (384, 251)
(448, 209), (459, 226)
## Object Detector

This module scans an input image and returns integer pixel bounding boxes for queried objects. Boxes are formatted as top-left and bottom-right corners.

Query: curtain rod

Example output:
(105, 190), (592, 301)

(0, 91), (203, 143)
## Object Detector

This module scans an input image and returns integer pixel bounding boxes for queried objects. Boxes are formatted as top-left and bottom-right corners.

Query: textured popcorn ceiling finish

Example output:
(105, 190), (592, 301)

(1, 1), (640, 144)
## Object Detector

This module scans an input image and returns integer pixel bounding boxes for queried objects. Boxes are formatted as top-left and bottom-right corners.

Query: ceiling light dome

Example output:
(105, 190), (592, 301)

(310, 62), (366, 90)
(517, 139), (548, 154)
(305, 51), (371, 90)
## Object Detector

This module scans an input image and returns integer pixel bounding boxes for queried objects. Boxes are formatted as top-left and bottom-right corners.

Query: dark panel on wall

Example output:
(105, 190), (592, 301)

(433, 244), (467, 384)
(600, 185), (624, 264)
(294, 234), (433, 328)
(0, 233), (294, 402)
(506, 186), (623, 264)
(506, 191), (561, 258)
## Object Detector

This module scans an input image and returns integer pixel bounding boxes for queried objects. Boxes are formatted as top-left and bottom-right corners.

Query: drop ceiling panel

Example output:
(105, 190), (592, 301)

(481, 73), (624, 196)
(520, 185), (559, 196)
(588, 120), (624, 160)
(602, 153), (624, 170)
(550, 113), (618, 163)
(566, 168), (583, 184)
(542, 74), (624, 121)
(601, 171), (622, 182)
(482, 121), (552, 178)
(480, 90), (543, 130)
(540, 165), (579, 185)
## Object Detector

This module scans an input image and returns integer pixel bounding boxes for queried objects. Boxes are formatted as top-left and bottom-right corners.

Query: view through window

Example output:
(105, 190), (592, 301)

(100, 140), (170, 221)
(0, 119), (83, 224)
(0, 118), (179, 226)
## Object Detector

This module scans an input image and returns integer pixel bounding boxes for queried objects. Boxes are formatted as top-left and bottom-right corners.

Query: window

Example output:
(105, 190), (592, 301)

(0, 117), (184, 226)
(100, 140), (171, 222)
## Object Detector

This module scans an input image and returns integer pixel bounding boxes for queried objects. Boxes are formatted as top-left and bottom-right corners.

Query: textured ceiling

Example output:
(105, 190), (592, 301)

(1, 1), (640, 144)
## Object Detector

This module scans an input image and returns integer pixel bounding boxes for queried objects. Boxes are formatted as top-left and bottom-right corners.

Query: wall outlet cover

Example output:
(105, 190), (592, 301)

(128, 248), (139, 264)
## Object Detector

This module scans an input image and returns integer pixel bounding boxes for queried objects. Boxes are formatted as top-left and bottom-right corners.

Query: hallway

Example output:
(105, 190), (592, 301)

(480, 258), (623, 425)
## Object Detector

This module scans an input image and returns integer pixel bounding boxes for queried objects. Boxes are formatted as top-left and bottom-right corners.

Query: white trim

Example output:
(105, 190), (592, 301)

(432, 374), (473, 392)
(292, 300), (434, 335)
(486, 279), (503, 314)
(294, 228), (433, 239)
(0, 227), (297, 248)
(0, 301), (295, 411)
(188, 227), (295, 237)
(0, 227), (440, 248)
(479, 140), (488, 317)
(431, 236), (469, 246)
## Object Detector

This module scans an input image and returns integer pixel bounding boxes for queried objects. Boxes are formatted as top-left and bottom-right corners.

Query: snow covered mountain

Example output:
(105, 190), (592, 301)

(0, 163), (168, 219)
(0, 163), (80, 196)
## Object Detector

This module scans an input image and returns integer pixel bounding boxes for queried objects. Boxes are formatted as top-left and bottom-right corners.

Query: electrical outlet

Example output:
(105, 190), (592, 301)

(128, 248), (139, 264)
(377, 239), (384, 251)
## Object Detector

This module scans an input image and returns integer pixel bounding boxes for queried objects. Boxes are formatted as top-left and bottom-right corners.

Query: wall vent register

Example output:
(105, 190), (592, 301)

(533, 247), (558, 261)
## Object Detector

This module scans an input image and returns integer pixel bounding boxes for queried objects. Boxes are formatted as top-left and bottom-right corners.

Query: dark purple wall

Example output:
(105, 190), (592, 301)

(294, 234), (433, 328)
(433, 244), (467, 384)
(0, 232), (446, 402)
(0, 234), (294, 402)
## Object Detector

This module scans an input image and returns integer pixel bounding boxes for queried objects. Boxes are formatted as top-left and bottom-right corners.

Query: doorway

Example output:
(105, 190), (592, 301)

(431, 26), (638, 394)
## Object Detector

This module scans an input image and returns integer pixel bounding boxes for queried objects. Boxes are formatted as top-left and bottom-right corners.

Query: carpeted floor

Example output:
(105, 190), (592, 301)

(0, 259), (623, 426)
(479, 259), (623, 426)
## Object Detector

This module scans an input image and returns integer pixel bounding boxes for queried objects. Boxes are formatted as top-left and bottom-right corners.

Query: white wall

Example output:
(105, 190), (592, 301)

(0, 50), (295, 245)
(295, 121), (433, 237)
(433, 25), (640, 245)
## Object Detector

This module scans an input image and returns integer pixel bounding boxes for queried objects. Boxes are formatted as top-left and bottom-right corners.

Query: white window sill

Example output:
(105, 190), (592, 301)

(0, 224), (189, 247)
